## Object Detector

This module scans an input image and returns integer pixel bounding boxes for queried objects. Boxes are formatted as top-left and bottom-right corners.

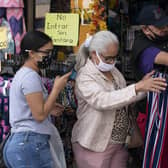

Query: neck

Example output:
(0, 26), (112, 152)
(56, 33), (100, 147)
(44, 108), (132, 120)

(23, 60), (39, 72)
(102, 71), (114, 81)
(102, 71), (110, 75)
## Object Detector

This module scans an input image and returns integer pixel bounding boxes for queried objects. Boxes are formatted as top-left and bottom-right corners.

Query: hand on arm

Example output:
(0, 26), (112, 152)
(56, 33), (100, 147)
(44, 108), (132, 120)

(135, 71), (167, 93)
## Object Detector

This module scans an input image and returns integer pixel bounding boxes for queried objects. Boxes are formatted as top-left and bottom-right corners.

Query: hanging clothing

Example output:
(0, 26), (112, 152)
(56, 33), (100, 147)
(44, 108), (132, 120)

(143, 72), (168, 168)
(0, 17), (15, 60)
(0, 76), (12, 143)
(0, 0), (24, 7)
(0, 0), (26, 54)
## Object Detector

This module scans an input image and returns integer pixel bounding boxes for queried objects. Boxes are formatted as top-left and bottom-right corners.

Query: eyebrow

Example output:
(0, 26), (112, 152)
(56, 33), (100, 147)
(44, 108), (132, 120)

(36, 49), (53, 54)
(45, 49), (53, 51)
(104, 55), (117, 58)
(102, 54), (118, 58)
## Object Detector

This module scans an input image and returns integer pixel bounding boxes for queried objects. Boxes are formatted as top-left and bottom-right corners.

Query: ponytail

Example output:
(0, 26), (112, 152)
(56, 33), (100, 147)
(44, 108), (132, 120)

(75, 43), (89, 72)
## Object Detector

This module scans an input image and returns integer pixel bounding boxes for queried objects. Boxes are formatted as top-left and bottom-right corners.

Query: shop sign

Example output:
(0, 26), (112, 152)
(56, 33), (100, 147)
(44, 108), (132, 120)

(45, 13), (79, 46)
(0, 27), (7, 49)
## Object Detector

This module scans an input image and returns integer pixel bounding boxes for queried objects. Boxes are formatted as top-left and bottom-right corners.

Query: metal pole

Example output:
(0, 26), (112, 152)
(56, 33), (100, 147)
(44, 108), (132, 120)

(26, 0), (35, 31)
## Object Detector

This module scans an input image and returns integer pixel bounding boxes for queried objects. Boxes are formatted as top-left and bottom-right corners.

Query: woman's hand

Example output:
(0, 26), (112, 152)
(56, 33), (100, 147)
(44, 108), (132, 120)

(135, 75), (167, 93)
(53, 72), (72, 92)
(142, 70), (155, 80)
(50, 102), (64, 117)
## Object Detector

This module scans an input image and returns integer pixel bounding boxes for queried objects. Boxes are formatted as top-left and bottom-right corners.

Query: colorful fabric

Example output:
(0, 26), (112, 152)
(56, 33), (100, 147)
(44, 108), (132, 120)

(0, 76), (12, 143)
(143, 72), (168, 168)
(136, 112), (147, 140)
(41, 77), (77, 167)
(41, 77), (54, 94)
(0, 0), (24, 8)
(6, 7), (26, 54)
(0, 8), (6, 17)
(0, 18), (15, 60)
(0, 0), (26, 54)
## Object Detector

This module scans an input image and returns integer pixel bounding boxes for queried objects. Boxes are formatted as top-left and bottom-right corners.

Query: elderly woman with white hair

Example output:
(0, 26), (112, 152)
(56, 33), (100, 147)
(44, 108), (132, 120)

(71, 30), (167, 168)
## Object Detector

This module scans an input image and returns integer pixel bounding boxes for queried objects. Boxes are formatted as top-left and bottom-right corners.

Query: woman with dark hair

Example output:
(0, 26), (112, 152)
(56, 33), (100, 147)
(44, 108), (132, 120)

(3, 30), (70, 168)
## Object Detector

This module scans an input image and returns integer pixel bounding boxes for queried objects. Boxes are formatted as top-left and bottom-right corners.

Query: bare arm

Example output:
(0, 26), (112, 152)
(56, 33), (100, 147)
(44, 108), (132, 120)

(26, 72), (71, 122)
(154, 51), (168, 65)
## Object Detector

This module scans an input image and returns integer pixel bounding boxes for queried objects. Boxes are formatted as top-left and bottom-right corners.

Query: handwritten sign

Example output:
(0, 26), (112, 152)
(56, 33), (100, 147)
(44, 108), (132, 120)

(0, 27), (7, 49)
(45, 13), (79, 46)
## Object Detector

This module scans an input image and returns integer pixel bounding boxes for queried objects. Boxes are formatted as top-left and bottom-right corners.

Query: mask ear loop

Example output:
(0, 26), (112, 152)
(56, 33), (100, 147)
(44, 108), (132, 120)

(95, 50), (102, 65)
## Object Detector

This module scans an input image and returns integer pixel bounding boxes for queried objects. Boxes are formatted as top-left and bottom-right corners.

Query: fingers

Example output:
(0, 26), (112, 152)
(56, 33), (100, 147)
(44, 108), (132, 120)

(61, 71), (72, 79)
(51, 108), (64, 116)
(56, 106), (65, 111)
(153, 78), (167, 88)
(55, 72), (71, 82)
(151, 85), (166, 92)
(149, 88), (161, 93)
(143, 70), (155, 80)
(53, 72), (71, 91)
(54, 103), (64, 113)
(55, 75), (61, 80)
(153, 77), (166, 82)
(146, 70), (155, 77)
(51, 111), (62, 117)
(148, 77), (167, 92)
(55, 102), (64, 108)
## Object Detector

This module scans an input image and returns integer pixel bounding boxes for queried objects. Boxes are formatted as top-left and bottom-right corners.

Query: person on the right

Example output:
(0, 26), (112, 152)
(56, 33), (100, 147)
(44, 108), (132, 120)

(132, 4), (168, 168)
(159, 0), (168, 15)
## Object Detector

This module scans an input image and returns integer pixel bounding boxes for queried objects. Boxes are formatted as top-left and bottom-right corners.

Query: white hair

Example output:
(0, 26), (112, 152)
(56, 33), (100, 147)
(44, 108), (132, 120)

(89, 30), (119, 53)
(75, 31), (119, 71)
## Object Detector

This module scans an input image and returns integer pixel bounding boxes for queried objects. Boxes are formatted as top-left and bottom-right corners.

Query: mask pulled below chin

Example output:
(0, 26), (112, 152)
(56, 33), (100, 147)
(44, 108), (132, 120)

(95, 51), (115, 72)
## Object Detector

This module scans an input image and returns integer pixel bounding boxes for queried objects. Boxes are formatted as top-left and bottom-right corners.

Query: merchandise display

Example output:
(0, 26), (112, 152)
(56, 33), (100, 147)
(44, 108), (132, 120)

(0, 0), (164, 167)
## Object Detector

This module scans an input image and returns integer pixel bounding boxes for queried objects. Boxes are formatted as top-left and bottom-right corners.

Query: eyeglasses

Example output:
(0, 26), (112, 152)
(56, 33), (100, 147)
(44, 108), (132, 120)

(36, 49), (53, 56)
(100, 53), (118, 63)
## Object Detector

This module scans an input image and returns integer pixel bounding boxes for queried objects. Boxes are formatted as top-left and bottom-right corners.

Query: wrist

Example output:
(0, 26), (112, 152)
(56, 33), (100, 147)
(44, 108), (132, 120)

(53, 84), (62, 93)
(135, 81), (142, 93)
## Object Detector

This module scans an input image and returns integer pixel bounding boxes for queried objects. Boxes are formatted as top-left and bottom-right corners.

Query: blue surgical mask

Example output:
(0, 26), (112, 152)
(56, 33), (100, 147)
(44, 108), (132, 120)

(95, 51), (115, 72)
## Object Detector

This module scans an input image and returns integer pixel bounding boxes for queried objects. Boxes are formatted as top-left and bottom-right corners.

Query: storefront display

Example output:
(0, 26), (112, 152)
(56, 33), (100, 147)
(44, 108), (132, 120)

(0, 0), (26, 55)
(0, 0), (163, 167)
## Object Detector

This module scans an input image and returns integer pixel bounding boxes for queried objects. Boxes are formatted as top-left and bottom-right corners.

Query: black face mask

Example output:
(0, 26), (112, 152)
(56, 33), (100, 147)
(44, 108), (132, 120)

(152, 34), (168, 43)
(37, 54), (52, 69)
(148, 28), (168, 43)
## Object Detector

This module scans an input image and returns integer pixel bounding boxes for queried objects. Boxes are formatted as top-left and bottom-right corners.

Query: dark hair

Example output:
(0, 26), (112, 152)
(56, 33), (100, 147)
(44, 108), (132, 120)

(20, 30), (52, 61)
